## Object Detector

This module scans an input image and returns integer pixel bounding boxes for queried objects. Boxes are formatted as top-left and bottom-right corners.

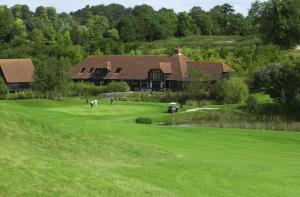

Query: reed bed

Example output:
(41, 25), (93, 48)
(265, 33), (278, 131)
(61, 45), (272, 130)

(168, 111), (300, 132)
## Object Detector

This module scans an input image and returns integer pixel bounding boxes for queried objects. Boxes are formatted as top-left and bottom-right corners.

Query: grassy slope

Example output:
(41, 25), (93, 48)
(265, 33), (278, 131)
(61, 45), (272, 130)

(137, 35), (261, 50)
(1, 99), (300, 196)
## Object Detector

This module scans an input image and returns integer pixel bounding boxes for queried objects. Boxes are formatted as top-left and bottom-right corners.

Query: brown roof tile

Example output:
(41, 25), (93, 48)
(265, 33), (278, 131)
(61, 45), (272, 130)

(0, 59), (34, 83)
(187, 61), (235, 80)
(159, 62), (172, 73)
(73, 54), (235, 82)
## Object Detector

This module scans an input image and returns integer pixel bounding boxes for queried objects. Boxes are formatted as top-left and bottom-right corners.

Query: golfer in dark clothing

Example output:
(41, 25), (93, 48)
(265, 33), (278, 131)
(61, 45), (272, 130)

(110, 98), (114, 105)
(90, 101), (93, 108)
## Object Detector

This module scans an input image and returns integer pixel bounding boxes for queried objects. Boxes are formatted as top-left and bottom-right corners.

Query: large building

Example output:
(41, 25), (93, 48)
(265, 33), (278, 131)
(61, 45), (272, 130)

(73, 48), (235, 90)
(0, 59), (35, 92)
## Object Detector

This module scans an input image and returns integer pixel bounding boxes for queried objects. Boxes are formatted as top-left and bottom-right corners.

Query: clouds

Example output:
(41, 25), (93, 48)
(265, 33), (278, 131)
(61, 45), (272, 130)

(1, 0), (254, 15)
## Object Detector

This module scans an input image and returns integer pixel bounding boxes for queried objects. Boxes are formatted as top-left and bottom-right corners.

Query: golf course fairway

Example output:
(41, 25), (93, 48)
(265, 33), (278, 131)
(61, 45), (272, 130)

(0, 99), (300, 196)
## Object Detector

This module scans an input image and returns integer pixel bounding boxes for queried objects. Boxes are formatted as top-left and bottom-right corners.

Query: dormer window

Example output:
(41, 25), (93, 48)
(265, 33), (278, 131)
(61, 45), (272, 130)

(150, 69), (163, 81)
(115, 68), (122, 73)
(88, 68), (94, 73)
(80, 68), (86, 73)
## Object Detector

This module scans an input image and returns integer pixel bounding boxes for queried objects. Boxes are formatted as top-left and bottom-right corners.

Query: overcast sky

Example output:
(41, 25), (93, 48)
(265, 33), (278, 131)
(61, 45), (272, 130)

(1, 0), (256, 15)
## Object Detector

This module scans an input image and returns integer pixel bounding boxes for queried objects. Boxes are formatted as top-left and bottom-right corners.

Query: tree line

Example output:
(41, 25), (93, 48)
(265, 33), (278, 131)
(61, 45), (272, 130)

(0, 0), (299, 62)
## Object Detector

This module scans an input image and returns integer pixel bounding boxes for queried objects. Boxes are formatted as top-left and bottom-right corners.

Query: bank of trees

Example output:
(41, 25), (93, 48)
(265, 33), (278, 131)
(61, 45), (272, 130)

(251, 60), (300, 113)
(0, 1), (299, 63)
(249, 0), (300, 49)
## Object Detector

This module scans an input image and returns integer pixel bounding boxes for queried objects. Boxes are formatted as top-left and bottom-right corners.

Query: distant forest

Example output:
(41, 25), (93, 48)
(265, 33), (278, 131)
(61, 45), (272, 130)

(0, 0), (299, 63)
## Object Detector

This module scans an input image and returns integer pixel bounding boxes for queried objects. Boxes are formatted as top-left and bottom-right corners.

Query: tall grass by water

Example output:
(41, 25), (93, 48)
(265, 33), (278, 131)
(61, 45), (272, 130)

(168, 111), (300, 132)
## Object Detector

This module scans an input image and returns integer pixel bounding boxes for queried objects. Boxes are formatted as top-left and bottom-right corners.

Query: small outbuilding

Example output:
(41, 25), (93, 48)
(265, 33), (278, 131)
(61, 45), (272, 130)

(0, 59), (35, 92)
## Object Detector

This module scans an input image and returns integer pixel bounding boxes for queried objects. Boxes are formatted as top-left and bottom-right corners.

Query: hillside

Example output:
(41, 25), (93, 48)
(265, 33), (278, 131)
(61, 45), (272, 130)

(1, 99), (300, 196)
(136, 35), (261, 51)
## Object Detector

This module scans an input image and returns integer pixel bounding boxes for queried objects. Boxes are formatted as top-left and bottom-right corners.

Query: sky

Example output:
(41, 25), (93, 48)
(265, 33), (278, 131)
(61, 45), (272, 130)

(1, 0), (256, 15)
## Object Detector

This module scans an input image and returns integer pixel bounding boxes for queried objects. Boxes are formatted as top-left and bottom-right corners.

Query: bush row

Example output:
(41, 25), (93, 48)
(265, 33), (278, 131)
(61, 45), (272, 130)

(67, 81), (130, 97)
(136, 117), (152, 124)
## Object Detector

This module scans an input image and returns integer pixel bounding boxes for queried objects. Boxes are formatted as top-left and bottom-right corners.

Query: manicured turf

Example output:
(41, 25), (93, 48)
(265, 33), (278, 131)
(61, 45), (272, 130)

(1, 99), (300, 196)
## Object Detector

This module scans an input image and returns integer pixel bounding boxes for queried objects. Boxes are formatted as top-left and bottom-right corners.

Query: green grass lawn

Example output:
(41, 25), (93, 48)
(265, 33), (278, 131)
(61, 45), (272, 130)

(1, 99), (300, 196)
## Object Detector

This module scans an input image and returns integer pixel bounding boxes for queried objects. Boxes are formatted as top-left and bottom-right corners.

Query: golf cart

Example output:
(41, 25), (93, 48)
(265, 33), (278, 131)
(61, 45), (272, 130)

(167, 102), (179, 113)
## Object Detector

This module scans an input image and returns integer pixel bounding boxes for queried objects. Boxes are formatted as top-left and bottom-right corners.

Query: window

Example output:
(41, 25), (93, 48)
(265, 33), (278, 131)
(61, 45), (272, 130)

(94, 68), (109, 79)
(88, 68), (94, 73)
(115, 68), (122, 73)
(80, 68), (86, 73)
(150, 69), (163, 81)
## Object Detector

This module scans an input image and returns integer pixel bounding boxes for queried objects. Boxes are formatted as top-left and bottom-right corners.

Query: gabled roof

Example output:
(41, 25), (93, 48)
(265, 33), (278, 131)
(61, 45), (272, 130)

(187, 61), (235, 80)
(72, 52), (235, 81)
(0, 59), (34, 83)
(159, 62), (172, 74)
(73, 55), (185, 80)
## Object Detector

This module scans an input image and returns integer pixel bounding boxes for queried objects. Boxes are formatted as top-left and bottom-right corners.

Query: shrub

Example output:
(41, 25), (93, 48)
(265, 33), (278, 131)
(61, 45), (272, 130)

(106, 81), (130, 93)
(246, 96), (259, 114)
(211, 77), (249, 104)
(136, 117), (152, 124)
(67, 81), (130, 97)
(7, 90), (36, 100)
(0, 77), (8, 99)
(32, 57), (71, 99)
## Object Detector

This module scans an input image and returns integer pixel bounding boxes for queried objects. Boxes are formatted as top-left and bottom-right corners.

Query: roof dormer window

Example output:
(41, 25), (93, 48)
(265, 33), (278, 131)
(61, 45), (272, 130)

(80, 68), (86, 73)
(115, 68), (122, 73)
(88, 68), (94, 73)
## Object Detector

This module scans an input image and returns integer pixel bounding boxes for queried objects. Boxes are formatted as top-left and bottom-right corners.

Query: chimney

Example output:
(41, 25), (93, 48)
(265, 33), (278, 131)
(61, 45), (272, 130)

(175, 46), (182, 55)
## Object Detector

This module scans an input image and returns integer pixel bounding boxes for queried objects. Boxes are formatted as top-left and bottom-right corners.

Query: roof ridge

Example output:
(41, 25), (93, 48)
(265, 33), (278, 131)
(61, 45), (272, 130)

(187, 60), (223, 63)
(0, 58), (32, 60)
(87, 55), (170, 58)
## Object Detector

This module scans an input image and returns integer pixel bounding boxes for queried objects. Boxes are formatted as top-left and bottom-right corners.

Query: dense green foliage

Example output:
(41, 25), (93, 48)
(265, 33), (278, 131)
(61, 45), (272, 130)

(68, 81), (130, 97)
(0, 0), (298, 61)
(1, 99), (300, 196)
(32, 57), (71, 98)
(0, 3), (251, 60)
(106, 81), (130, 93)
(0, 76), (8, 98)
(135, 117), (152, 124)
(212, 77), (249, 104)
(246, 95), (260, 114)
(251, 61), (300, 112)
(249, 0), (300, 49)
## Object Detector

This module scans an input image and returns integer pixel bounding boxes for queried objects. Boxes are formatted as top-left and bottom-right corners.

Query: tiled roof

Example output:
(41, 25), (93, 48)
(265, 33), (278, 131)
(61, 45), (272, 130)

(0, 59), (34, 83)
(187, 61), (235, 80)
(73, 53), (235, 81)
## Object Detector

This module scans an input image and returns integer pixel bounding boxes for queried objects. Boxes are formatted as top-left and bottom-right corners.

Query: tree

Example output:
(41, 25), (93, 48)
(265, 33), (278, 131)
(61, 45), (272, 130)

(103, 3), (128, 23)
(248, 0), (263, 34)
(32, 57), (71, 98)
(117, 16), (137, 42)
(157, 8), (178, 38)
(177, 12), (196, 37)
(132, 4), (156, 41)
(246, 96), (260, 114)
(105, 28), (120, 41)
(209, 4), (249, 36)
(212, 77), (249, 104)
(0, 76), (8, 99)
(254, 62), (300, 112)
(189, 7), (213, 35)
(0, 6), (15, 43)
(257, 0), (300, 49)
(11, 4), (32, 20)
(210, 4), (237, 35)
